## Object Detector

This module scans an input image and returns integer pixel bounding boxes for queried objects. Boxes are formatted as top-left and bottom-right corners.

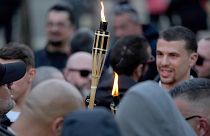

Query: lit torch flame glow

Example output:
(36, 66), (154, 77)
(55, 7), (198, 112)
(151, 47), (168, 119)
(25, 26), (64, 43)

(100, 1), (106, 22)
(112, 72), (119, 97)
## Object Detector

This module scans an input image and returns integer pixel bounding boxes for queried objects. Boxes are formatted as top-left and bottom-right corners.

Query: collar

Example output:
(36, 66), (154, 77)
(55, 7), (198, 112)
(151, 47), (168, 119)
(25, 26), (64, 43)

(159, 76), (194, 91)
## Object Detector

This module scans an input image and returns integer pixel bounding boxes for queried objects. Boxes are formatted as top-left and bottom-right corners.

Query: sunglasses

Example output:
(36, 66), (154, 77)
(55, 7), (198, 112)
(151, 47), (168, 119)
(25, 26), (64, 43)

(68, 68), (91, 78)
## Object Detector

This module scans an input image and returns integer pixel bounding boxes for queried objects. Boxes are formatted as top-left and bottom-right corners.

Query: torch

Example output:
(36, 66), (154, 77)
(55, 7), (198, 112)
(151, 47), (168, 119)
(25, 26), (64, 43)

(110, 72), (119, 115)
(88, 1), (110, 110)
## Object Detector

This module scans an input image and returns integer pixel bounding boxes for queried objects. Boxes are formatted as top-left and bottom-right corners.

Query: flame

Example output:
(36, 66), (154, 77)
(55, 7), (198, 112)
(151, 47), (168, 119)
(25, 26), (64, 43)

(100, 1), (106, 22)
(112, 72), (119, 97)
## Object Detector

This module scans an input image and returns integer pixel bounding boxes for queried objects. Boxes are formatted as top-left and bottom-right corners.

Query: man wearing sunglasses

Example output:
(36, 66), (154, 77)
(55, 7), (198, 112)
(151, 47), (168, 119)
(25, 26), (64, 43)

(194, 37), (210, 79)
(64, 52), (92, 98)
(170, 78), (210, 136)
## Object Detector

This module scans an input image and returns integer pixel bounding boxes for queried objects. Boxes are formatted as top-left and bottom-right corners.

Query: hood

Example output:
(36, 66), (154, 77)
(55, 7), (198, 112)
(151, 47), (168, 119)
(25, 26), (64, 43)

(116, 81), (196, 136)
(61, 108), (121, 136)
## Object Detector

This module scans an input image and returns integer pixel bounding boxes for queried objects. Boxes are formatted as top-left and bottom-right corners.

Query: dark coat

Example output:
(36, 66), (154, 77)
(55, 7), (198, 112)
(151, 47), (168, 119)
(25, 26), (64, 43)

(95, 75), (136, 110)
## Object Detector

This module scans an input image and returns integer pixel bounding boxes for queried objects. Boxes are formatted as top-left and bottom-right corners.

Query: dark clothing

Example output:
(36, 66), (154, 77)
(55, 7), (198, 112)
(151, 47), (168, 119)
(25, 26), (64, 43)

(0, 0), (21, 43)
(167, 0), (207, 33)
(0, 126), (15, 136)
(61, 108), (121, 136)
(35, 47), (69, 71)
(142, 24), (159, 57)
(103, 24), (159, 81)
(1, 115), (11, 128)
(95, 75), (137, 109)
(0, 115), (14, 136)
(141, 24), (158, 80)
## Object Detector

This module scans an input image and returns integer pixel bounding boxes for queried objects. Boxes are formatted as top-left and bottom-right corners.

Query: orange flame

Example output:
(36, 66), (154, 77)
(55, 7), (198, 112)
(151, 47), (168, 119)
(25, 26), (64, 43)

(112, 72), (119, 97)
(100, 1), (106, 22)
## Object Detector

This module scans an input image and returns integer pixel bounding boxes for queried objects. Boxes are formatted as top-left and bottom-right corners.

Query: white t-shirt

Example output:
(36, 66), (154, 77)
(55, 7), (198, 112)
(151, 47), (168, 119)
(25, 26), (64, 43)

(6, 111), (20, 122)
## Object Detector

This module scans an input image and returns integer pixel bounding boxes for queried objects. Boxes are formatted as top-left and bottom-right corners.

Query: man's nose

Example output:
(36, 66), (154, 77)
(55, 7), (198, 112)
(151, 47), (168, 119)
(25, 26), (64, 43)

(161, 56), (170, 65)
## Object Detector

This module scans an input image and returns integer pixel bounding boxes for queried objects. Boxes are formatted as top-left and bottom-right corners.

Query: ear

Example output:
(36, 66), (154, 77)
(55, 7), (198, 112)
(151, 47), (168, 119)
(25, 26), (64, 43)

(28, 68), (36, 83)
(132, 64), (143, 81)
(63, 68), (70, 81)
(196, 117), (210, 136)
(189, 52), (198, 67)
(51, 117), (64, 136)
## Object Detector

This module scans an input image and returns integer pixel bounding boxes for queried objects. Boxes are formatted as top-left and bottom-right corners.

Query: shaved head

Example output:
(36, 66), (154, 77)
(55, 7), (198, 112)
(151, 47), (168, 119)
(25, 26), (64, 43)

(66, 51), (92, 69)
(64, 52), (92, 97)
(21, 79), (84, 124)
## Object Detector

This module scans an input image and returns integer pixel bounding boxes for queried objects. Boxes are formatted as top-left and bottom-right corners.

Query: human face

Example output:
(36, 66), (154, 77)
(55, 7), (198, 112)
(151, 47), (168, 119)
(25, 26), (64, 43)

(174, 98), (210, 136)
(156, 39), (197, 90)
(195, 39), (210, 78)
(46, 11), (74, 45)
(113, 13), (142, 39)
(65, 55), (92, 93)
(0, 59), (33, 102)
(0, 85), (15, 115)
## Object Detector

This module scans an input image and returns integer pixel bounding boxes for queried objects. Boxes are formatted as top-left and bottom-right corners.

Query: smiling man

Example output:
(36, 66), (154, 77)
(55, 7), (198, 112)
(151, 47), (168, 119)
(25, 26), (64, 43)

(156, 26), (198, 91)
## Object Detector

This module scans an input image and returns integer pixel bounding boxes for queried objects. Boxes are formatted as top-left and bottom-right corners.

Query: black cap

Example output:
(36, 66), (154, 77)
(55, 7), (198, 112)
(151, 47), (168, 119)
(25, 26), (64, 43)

(0, 61), (26, 85)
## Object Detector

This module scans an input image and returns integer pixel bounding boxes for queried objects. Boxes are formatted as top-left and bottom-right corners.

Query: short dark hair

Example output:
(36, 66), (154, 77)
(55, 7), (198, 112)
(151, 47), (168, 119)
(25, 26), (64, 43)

(48, 4), (75, 25)
(159, 26), (197, 53)
(170, 78), (210, 101)
(113, 2), (139, 23)
(71, 28), (94, 54)
(0, 43), (35, 69)
(110, 36), (149, 75)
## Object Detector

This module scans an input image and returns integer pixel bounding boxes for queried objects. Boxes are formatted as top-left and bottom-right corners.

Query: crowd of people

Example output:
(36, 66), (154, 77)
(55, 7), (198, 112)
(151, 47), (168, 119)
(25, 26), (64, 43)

(0, 1), (210, 136)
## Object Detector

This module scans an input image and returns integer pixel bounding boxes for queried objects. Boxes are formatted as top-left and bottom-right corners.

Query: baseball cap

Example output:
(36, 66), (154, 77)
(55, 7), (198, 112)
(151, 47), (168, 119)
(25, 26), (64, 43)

(0, 61), (26, 85)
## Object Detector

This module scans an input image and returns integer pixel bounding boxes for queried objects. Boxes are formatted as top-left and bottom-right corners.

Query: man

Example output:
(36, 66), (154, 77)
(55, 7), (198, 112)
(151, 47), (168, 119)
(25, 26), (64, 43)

(194, 37), (210, 79)
(116, 81), (196, 136)
(64, 52), (92, 98)
(35, 4), (75, 71)
(0, 61), (26, 136)
(11, 79), (84, 136)
(156, 26), (198, 91)
(113, 1), (158, 57)
(112, 2), (158, 80)
(70, 28), (94, 54)
(95, 36), (153, 109)
(170, 78), (210, 136)
(0, 43), (36, 122)
(0, 61), (26, 121)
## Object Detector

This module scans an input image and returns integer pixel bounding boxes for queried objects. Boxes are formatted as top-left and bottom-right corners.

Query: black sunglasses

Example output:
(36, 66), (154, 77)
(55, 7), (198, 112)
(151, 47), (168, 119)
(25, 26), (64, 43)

(68, 68), (91, 78)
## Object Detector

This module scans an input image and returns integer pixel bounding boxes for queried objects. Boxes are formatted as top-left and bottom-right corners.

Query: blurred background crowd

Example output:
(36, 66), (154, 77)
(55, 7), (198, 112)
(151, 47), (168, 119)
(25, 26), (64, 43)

(1, 0), (210, 135)
(0, 0), (210, 49)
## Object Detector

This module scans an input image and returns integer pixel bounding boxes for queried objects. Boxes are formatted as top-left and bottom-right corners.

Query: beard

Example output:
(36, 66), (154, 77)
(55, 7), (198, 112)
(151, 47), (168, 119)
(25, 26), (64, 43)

(0, 99), (15, 116)
(48, 40), (63, 47)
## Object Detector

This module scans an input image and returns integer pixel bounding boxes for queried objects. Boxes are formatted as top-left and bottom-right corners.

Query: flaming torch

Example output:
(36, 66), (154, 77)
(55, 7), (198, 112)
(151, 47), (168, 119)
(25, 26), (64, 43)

(110, 72), (119, 115)
(88, 1), (110, 110)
